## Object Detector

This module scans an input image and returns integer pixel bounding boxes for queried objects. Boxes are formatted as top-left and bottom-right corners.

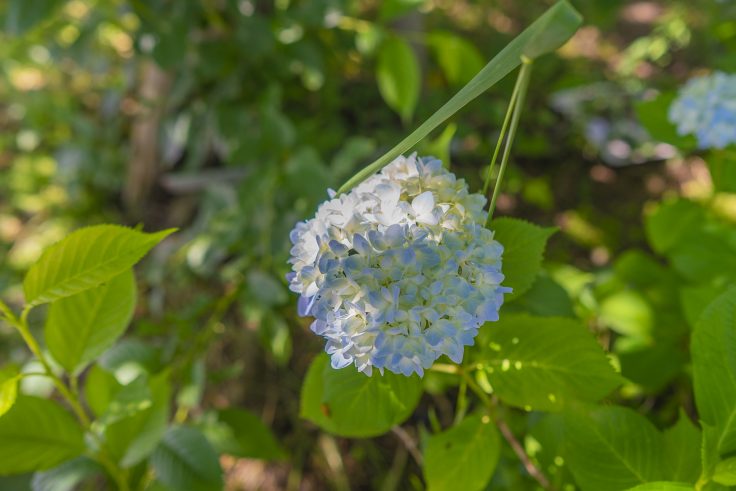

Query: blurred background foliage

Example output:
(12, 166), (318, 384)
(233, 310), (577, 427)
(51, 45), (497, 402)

(1, 0), (736, 489)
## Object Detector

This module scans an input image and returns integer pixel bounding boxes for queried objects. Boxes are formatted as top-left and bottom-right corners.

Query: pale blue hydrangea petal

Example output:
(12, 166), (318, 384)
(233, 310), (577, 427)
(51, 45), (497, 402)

(668, 71), (736, 149)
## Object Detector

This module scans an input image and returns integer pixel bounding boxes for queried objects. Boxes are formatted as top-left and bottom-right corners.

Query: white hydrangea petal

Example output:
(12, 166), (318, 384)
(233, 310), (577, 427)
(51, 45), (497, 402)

(287, 153), (511, 377)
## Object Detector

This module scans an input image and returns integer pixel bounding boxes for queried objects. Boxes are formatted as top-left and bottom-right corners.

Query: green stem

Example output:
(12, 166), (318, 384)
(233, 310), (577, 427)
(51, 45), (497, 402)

(482, 64), (523, 196)
(9, 307), (130, 491)
(486, 57), (533, 227)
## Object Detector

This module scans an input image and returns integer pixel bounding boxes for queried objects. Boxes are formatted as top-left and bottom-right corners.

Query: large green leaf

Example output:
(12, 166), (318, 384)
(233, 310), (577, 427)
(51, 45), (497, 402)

(563, 406), (666, 491)
(337, 0), (582, 193)
(491, 218), (556, 301)
(0, 396), (85, 475)
(300, 353), (422, 437)
(377, 36), (421, 123)
(692, 288), (736, 455)
(423, 414), (500, 491)
(23, 225), (174, 306)
(150, 426), (223, 491)
(663, 411), (701, 483)
(203, 408), (285, 461)
(45, 269), (137, 373)
(472, 314), (622, 411)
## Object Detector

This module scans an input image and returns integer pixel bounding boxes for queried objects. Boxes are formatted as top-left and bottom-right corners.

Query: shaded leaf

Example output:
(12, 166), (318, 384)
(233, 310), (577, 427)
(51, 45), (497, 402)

(300, 354), (422, 437)
(423, 414), (500, 491)
(204, 408), (286, 461)
(31, 457), (101, 491)
(563, 406), (666, 491)
(491, 218), (556, 301)
(692, 288), (736, 455)
(150, 426), (223, 491)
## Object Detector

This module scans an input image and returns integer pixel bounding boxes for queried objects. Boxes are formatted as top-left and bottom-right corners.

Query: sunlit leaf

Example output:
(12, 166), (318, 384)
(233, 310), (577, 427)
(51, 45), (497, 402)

(23, 225), (173, 306)
(473, 314), (622, 411)
(0, 364), (20, 418)
(45, 269), (137, 373)
(377, 36), (421, 123)
(0, 396), (85, 475)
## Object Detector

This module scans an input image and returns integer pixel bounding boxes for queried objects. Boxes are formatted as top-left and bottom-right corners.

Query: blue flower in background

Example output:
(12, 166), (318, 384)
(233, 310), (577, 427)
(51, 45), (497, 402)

(287, 154), (511, 377)
(668, 71), (736, 149)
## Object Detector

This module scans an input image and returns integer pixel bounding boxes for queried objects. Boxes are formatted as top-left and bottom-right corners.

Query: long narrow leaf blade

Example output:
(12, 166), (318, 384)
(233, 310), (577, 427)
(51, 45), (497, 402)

(338, 0), (582, 194)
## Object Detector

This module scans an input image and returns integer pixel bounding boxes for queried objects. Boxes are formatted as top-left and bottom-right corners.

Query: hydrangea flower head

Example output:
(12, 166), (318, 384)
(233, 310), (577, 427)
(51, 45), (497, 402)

(287, 154), (511, 377)
(668, 71), (736, 149)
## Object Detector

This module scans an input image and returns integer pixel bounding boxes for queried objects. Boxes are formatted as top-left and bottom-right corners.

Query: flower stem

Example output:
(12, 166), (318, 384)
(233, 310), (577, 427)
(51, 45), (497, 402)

(482, 63), (522, 196)
(8, 306), (130, 491)
(486, 57), (533, 227)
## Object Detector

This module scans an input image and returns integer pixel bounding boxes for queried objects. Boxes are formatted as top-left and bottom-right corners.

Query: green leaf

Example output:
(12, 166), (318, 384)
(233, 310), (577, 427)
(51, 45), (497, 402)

(31, 457), (102, 491)
(423, 414), (500, 491)
(23, 225), (174, 307)
(713, 456), (736, 486)
(707, 149), (736, 194)
(105, 371), (171, 467)
(0, 364), (20, 418)
(508, 273), (575, 317)
(473, 314), (622, 411)
(563, 406), (666, 491)
(0, 396), (85, 475)
(625, 484), (694, 491)
(692, 288), (736, 455)
(644, 199), (703, 255)
(376, 36), (421, 123)
(428, 31), (484, 86)
(150, 426), (223, 491)
(663, 411), (702, 483)
(338, 0), (582, 193)
(85, 364), (120, 418)
(491, 218), (555, 301)
(300, 353), (422, 437)
(204, 408), (285, 461)
(45, 269), (137, 373)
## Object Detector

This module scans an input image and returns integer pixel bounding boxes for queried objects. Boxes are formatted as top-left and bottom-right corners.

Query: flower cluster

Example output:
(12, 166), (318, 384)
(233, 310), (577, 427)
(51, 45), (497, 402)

(287, 154), (511, 377)
(668, 71), (736, 149)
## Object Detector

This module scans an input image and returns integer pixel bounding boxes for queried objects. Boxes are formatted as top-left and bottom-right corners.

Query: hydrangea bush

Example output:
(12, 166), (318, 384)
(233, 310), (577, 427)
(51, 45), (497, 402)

(668, 71), (736, 149)
(288, 154), (511, 376)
